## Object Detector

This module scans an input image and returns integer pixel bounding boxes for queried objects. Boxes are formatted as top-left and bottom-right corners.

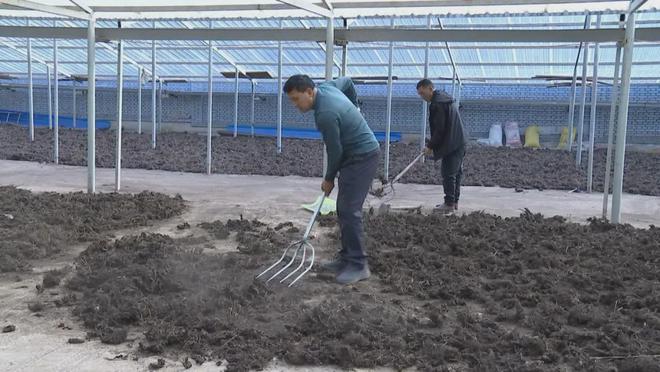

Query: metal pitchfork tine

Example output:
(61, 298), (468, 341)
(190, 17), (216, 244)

(256, 193), (326, 287)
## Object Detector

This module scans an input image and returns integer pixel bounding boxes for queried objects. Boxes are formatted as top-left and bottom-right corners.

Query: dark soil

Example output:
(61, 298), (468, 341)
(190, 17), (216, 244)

(0, 186), (186, 272)
(2, 325), (16, 333)
(1, 125), (658, 196)
(27, 301), (45, 312)
(68, 338), (85, 344)
(57, 212), (660, 372)
(42, 268), (69, 288)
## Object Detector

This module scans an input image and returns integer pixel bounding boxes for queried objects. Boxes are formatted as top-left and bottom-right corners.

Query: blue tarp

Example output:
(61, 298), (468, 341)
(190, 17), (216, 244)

(224, 125), (401, 142)
(0, 110), (111, 130)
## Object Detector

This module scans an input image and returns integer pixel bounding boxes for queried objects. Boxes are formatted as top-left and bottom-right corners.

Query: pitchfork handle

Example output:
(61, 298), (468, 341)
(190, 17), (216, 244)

(302, 194), (326, 240)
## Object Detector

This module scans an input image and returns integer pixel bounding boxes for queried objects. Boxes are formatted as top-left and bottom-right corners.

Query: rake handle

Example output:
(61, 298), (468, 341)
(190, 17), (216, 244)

(389, 152), (425, 187)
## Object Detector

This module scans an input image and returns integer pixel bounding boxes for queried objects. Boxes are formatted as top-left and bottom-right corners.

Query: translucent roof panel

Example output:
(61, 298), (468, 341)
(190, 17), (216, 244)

(0, 10), (659, 82)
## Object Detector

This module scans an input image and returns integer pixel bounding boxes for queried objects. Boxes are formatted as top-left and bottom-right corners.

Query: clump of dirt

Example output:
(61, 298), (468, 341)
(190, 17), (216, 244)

(42, 268), (69, 288)
(68, 338), (85, 344)
(317, 214), (337, 228)
(149, 358), (166, 370)
(0, 186), (186, 272)
(274, 222), (293, 231)
(365, 210), (660, 369)
(27, 301), (45, 312)
(198, 221), (230, 240)
(2, 325), (16, 333)
(2, 125), (658, 196)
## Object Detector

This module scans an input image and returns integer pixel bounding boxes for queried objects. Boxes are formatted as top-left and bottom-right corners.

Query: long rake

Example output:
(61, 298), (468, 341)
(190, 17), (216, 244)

(256, 193), (326, 287)
(371, 152), (425, 200)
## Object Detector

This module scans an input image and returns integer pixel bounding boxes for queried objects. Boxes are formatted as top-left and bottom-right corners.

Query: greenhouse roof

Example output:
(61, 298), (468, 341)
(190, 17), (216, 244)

(0, 1), (658, 83)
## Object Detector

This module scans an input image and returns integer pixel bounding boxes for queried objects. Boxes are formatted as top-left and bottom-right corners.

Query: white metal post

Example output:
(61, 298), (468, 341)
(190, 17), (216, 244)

(207, 28), (213, 175)
(451, 69), (456, 97)
(587, 15), (601, 193)
(611, 11), (638, 224)
(47, 66), (52, 130)
(137, 66), (142, 134)
(323, 16), (334, 177)
(603, 15), (625, 218)
(233, 66), (239, 138)
(72, 81), (76, 128)
(151, 22), (157, 149)
(277, 19), (283, 153)
(87, 16), (96, 193)
(421, 15), (430, 163)
(455, 82), (462, 109)
(566, 59), (579, 151)
(341, 18), (348, 76)
(384, 17), (394, 181)
(115, 22), (124, 192)
(158, 80), (162, 132)
(53, 31), (59, 164)
(250, 81), (255, 138)
(576, 15), (591, 166)
(27, 19), (34, 141)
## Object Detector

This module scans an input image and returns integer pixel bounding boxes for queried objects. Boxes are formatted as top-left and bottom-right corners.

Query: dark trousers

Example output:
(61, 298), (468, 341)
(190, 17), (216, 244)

(337, 149), (379, 267)
(440, 146), (465, 205)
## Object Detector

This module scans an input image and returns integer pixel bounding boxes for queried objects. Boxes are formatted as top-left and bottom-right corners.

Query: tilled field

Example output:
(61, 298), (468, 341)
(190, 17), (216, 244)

(1, 125), (659, 196)
(0, 186), (186, 272)
(31, 210), (660, 372)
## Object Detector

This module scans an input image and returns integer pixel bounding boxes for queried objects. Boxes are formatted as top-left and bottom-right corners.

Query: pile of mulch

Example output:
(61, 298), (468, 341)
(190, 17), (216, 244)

(0, 186), (186, 272)
(55, 211), (660, 372)
(1, 125), (658, 196)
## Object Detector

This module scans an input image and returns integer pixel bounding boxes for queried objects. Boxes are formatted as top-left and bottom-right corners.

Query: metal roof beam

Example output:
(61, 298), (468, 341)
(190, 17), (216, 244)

(2, 25), (660, 43)
(22, 43), (660, 51)
(276, 0), (333, 17)
(629, 0), (648, 12)
(26, 60), (650, 67)
(1, 0), (626, 14)
(68, 0), (93, 15)
(0, 0), (89, 19)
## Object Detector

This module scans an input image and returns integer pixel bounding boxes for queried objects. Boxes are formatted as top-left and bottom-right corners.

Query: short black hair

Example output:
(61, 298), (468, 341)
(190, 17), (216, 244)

(416, 78), (434, 90)
(283, 74), (315, 93)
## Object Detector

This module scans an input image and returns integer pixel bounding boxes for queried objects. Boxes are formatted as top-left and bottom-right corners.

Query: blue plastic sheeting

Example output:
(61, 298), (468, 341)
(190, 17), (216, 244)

(0, 110), (111, 129)
(224, 125), (401, 142)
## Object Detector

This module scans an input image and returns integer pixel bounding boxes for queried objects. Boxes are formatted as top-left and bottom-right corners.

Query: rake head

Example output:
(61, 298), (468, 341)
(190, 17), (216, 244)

(255, 239), (315, 287)
(369, 181), (396, 201)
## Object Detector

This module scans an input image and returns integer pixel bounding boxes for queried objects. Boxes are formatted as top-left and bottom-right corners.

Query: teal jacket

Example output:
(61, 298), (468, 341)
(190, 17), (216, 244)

(312, 78), (379, 181)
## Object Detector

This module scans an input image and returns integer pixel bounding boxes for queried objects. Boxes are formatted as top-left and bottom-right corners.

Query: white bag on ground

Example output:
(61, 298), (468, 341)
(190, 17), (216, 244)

(487, 124), (503, 147)
(504, 121), (522, 147)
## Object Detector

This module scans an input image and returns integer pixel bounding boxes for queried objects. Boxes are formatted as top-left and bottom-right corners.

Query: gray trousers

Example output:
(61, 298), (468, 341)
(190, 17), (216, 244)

(337, 149), (380, 267)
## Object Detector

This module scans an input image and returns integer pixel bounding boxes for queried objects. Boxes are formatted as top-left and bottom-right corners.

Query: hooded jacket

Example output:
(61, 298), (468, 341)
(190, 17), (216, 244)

(427, 90), (467, 160)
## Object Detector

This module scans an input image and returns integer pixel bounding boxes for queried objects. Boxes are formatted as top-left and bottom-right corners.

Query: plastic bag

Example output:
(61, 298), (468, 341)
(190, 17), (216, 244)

(504, 121), (522, 147)
(558, 127), (577, 149)
(524, 125), (541, 149)
(488, 124), (503, 147)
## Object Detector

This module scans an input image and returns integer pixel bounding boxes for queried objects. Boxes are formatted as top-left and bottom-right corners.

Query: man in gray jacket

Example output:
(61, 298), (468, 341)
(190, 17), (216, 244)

(417, 79), (467, 213)
(284, 74), (380, 285)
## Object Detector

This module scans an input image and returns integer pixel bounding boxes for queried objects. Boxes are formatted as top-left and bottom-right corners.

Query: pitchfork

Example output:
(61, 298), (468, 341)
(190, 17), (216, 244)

(256, 194), (326, 287)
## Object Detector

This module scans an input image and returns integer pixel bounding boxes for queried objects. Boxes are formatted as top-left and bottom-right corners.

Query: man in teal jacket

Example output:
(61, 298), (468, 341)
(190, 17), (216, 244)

(284, 74), (379, 285)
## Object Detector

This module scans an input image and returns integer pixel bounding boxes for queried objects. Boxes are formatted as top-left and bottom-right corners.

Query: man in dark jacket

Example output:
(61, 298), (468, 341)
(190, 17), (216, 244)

(284, 74), (380, 285)
(416, 79), (467, 213)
